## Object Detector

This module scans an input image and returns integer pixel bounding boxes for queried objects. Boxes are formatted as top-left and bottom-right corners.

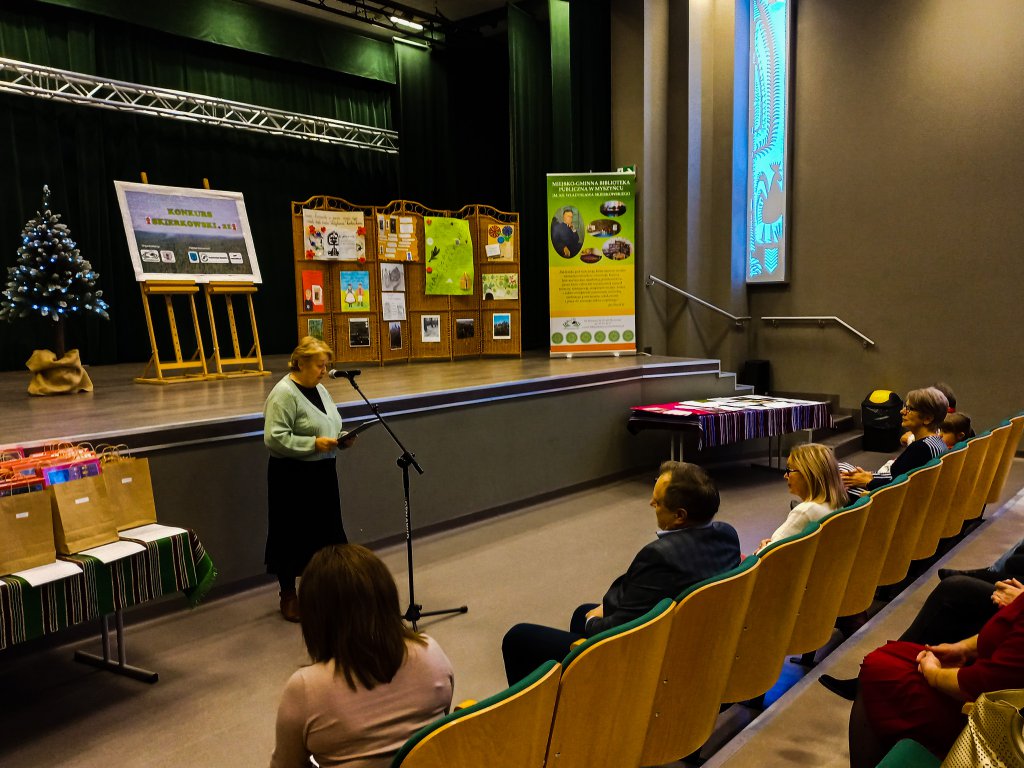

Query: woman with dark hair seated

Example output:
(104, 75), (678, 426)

(270, 544), (454, 768)
(845, 593), (1024, 768)
(840, 387), (950, 496)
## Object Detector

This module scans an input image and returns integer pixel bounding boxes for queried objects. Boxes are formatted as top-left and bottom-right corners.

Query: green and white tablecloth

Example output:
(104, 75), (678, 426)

(0, 528), (216, 650)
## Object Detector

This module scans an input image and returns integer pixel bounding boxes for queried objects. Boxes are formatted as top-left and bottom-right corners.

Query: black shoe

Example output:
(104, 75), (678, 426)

(819, 674), (859, 701)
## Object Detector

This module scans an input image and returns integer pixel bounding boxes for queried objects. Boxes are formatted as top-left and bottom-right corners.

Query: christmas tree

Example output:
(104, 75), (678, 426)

(0, 185), (110, 358)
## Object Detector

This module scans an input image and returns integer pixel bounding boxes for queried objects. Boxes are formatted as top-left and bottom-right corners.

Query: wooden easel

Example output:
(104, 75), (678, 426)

(203, 281), (269, 378)
(135, 279), (211, 384)
(134, 173), (268, 383)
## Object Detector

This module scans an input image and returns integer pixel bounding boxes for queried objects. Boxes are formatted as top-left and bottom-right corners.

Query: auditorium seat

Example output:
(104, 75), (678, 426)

(640, 557), (760, 766)
(986, 414), (1024, 504)
(877, 459), (942, 587)
(964, 425), (1010, 525)
(544, 598), (675, 768)
(917, 443), (967, 555)
(390, 660), (561, 768)
(837, 476), (908, 619)
(787, 497), (870, 658)
(946, 431), (993, 533)
(874, 739), (941, 768)
(721, 522), (821, 706)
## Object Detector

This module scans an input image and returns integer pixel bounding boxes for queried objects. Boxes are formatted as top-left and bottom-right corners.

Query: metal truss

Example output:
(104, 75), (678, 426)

(0, 57), (399, 153)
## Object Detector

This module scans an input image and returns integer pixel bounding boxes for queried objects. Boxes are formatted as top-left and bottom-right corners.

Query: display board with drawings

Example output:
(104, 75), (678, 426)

(291, 197), (521, 365)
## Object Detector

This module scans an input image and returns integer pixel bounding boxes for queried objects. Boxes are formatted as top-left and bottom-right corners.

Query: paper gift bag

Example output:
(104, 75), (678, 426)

(50, 475), (119, 554)
(0, 490), (56, 574)
(101, 457), (158, 531)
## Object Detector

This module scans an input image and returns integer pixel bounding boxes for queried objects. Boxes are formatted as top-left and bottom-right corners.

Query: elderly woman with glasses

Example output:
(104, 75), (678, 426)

(840, 387), (950, 497)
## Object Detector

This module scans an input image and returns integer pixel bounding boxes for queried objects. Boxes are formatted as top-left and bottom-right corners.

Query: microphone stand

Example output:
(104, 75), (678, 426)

(339, 372), (468, 631)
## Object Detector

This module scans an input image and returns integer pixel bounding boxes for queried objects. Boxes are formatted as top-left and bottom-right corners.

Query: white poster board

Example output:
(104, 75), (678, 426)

(114, 181), (261, 283)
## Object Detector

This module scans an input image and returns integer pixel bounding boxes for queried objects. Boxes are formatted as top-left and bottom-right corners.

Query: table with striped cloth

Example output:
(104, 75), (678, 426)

(627, 394), (832, 448)
(0, 528), (216, 650)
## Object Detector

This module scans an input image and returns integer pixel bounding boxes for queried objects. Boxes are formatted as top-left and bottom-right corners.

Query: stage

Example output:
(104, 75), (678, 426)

(0, 352), (750, 589)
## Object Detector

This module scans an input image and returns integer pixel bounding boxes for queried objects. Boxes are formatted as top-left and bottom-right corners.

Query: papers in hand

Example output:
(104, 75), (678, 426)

(340, 419), (380, 441)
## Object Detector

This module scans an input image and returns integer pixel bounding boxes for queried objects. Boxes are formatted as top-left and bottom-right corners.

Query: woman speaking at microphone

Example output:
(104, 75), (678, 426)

(264, 336), (356, 622)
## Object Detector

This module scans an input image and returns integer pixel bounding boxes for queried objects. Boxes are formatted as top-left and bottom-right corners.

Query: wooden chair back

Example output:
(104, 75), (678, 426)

(721, 524), (821, 704)
(544, 598), (675, 768)
(987, 415), (1024, 504)
(945, 431), (993, 532)
(787, 498), (870, 655)
(965, 425), (1010, 523)
(878, 460), (942, 586)
(922, 444), (967, 548)
(640, 557), (760, 765)
(838, 476), (909, 617)
(391, 660), (561, 768)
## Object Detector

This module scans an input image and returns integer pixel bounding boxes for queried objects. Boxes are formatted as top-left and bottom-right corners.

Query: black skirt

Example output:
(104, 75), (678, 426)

(265, 455), (348, 578)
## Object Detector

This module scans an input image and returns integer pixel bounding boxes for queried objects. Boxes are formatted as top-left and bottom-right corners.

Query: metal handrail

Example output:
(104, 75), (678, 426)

(645, 275), (751, 326)
(761, 316), (875, 348)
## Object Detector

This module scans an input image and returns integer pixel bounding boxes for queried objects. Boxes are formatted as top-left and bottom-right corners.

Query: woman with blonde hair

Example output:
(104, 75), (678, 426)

(264, 336), (356, 622)
(270, 544), (454, 768)
(757, 443), (847, 551)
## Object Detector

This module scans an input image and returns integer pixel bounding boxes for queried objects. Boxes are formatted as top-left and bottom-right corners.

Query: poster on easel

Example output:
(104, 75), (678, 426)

(546, 171), (636, 356)
(114, 181), (261, 282)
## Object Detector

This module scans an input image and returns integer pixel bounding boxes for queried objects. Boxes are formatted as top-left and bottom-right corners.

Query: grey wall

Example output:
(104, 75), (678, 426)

(613, 0), (1024, 430)
(148, 368), (744, 586)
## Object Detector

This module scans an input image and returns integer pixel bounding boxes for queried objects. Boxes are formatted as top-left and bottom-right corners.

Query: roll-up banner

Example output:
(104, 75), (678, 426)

(546, 171), (636, 357)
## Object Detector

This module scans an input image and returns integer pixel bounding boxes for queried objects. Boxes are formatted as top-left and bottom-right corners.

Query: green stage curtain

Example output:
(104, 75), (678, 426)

(0, 1), (394, 125)
(34, 0), (397, 83)
(0, 1), (398, 371)
(395, 43), (456, 208)
(509, 4), (553, 350)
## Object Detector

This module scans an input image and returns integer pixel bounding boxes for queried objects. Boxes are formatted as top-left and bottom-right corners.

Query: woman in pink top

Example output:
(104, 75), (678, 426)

(270, 544), (454, 768)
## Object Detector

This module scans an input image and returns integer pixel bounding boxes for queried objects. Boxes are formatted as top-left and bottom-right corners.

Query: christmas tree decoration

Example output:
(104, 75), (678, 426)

(1, 185), (110, 395)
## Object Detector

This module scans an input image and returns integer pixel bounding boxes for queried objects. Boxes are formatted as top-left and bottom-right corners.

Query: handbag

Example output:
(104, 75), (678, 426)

(942, 689), (1024, 768)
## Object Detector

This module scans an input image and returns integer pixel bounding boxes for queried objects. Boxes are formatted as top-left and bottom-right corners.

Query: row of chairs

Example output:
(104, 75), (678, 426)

(390, 412), (1024, 768)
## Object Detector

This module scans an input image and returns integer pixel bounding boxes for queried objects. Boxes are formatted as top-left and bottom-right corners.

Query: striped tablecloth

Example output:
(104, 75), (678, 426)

(628, 394), (832, 448)
(0, 528), (216, 650)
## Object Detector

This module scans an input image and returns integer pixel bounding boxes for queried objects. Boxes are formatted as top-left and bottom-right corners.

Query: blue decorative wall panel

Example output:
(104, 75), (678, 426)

(746, 0), (790, 283)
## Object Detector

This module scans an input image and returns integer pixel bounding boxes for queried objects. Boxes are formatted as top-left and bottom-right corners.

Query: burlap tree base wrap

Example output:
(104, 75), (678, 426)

(26, 349), (94, 395)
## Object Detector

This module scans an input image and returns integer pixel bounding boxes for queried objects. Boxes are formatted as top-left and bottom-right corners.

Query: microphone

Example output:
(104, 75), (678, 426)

(327, 369), (361, 381)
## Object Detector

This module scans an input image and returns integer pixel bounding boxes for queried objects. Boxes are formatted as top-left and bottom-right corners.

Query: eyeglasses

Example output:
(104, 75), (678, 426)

(901, 405), (920, 413)
(784, 468), (800, 476)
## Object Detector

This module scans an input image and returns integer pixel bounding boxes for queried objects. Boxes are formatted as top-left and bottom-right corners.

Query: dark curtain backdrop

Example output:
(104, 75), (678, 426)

(0, 2), (397, 370)
(395, 44), (456, 208)
(509, 4), (554, 350)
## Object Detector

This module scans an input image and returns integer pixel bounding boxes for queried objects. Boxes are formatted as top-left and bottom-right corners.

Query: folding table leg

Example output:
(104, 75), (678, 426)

(74, 609), (159, 683)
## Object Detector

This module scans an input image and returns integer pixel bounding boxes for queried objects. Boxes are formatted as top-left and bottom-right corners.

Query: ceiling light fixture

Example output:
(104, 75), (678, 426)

(390, 15), (424, 31)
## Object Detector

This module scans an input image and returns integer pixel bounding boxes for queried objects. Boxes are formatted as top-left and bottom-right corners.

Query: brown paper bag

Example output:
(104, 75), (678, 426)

(0, 490), (56, 574)
(50, 475), (119, 554)
(101, 458), (157, 531)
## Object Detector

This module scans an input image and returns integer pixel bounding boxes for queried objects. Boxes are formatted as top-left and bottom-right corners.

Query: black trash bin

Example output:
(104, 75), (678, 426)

(739, 359), (771, 395)
(862, 390), (904, 451)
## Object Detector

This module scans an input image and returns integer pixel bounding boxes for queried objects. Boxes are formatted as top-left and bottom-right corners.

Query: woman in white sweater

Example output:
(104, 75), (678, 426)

(757, 443), (848, 552)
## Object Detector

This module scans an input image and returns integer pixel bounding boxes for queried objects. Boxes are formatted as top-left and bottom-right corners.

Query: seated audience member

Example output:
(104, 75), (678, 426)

(844, 592), (1024, 767)
(756, 443), (847, 552)
(501, 461), (741, 685)
(939, 411), (973, 449)
(271, 544), (454, 768)
(901, 381), (957, 446)
(821, 572), (1024, 701)
(841, 387), (950, 497)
